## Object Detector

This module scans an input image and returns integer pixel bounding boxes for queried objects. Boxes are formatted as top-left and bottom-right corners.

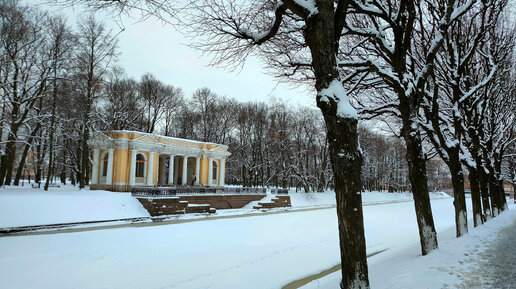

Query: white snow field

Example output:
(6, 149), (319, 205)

(0, 185), (448, 228)
(1, 186), (511, 289)
(0, 186), (150, 227)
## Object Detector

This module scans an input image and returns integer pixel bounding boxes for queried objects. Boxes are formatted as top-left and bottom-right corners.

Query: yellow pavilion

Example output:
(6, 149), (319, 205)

(88, 131), (230, 192)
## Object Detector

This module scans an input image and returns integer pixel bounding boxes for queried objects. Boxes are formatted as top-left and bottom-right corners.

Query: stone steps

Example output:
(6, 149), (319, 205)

(253, 196), (291, 210)
(185, 204), (212, 214)
(137, 198), (215, 216)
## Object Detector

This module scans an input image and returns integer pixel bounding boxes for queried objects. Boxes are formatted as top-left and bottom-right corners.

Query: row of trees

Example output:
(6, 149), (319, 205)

(122, 0), (514, 287)
(0, 0), (416, 194)
(0, 0), (117, 190)
(104, 69), (418, 192)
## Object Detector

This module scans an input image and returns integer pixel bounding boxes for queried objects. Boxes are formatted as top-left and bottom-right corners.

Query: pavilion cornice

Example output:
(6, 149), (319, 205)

(88, 138), (230, 159)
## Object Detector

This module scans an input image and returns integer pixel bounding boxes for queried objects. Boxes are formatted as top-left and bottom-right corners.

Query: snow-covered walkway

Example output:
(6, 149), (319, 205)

(303, 203), (516, 289)
(458, 215), (516, 289)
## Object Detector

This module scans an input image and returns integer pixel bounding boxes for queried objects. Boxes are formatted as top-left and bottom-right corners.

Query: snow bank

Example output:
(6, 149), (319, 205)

(302, 203), (516, 289)
(0, 185), (149, 227)
(289, 190), (450, 208)
(0, 187), (450, 228)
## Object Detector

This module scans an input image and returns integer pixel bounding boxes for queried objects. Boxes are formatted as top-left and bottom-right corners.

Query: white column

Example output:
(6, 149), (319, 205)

(129, 150), (137, 186)
(219, 159), (225, 186)
(105, 149), (114, 185)
(147, 152), (155, 186)
(194, 157), (200, 185)
(173, 157), (179, 185)
(168, 155), (175, 185)
(91, 149), (99, 184)
(182, 156), (188, 185)
(208, 158), (213, 186)
(159, 156), (166, 185)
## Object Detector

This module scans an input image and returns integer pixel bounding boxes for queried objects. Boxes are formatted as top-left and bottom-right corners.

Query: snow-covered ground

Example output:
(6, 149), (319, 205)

(289, 190), (449, 208)
(0, 185), (448, 228)
(303, 203), (516, 289)
(1, 185), (512, 289)
(0, 185), (149, 227)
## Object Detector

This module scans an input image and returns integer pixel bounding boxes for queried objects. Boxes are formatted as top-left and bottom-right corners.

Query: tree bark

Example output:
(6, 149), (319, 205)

(449, 156), (468, 237)
(497, 179), (507, 211)
(494, 157), (507, 212)
(488, 169), (499, 217)
(478, 164), (491, 219)
(45, 69), (58, 191)
(400, 110), (438, 255)
(14, 124), (41, 185)
(304, 2), (369, 287)
(468, 167), (483, 226)
(0, 133), (17, 186)
(79, 124), (90, 189)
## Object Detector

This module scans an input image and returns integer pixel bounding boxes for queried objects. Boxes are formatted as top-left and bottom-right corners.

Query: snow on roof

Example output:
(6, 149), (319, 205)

(104, 130), (227, 149)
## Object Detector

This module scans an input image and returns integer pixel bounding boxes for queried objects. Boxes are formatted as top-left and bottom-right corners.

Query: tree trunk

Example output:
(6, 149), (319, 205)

(35, 135), (42, 183)
(494, 157), (507, 212)
(1, 134), (18, 186)
(497, 179), (507, 211)
(79, 124), (90, 189)
(14, 124), (41, 185)
(45, 74), (58, 191)
(488, 170), (499, 217)
(304, 2), (369, 287)
(468, 167), (483, 226)
(478, 165), (491, 219)
(14, 141), (32, 186)
(448, 155), (468, 237)
(401, 113), (438, 255)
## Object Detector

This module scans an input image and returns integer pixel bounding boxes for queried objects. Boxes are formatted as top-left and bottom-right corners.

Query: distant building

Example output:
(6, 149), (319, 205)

(88, 131), (230, 192)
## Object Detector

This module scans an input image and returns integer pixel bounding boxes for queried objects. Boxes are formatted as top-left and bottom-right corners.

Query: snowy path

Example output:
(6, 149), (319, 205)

(458, 216), (516, 288)
(302, 202), (516, 289)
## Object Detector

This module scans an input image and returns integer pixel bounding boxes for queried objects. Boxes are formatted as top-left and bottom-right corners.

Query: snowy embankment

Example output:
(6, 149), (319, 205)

(302, 202), (516, 289)
(2, 193), (506, 289)
(0, 185), (448, 228)
(289, 190), (449, 208)
(0, 185), (149, 227)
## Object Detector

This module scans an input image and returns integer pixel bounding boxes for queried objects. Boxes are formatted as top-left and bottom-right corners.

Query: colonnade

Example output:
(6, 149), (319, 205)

(91, 149), (226, 187)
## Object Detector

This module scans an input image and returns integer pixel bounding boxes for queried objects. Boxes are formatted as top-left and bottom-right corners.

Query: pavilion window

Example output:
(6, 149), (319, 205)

(136, 154), (145, 178)
(102, 153), (109, 177)
(212, 161), (218, 181)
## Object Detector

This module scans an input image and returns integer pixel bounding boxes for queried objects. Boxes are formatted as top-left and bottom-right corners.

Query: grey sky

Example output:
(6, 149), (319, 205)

(33, 1), (316, 107)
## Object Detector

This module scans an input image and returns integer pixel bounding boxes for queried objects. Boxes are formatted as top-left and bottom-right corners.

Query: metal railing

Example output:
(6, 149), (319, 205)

(131, 186), (267, 197)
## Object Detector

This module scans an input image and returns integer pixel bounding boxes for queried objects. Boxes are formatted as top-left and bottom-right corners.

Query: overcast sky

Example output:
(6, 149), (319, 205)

(33, 1), (317, 108)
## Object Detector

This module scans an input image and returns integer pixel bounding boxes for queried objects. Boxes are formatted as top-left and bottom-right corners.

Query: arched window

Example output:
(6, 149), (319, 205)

(136, 153), (145, 178)
(212, 161), (218, 181)
(102, 153), (109, 177)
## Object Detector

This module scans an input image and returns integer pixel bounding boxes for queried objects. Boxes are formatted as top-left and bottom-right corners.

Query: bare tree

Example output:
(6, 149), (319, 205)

(418, 0), (506, 232)
(0, 0), (50, 186)
(192, 87), (218, 142)
(44, 15), (76, 191)
(162, 85), (184, 136)
(101, 67), (142, 131)
(139, 73), (168, 134)
(341, 0), (499, 248)
(75, 13), (117, 188)
(185, 1), (370, 286)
